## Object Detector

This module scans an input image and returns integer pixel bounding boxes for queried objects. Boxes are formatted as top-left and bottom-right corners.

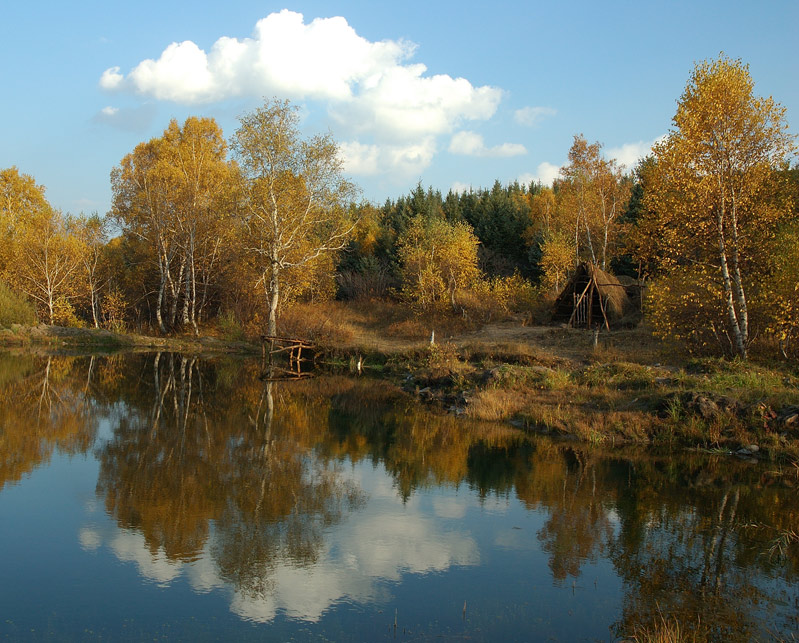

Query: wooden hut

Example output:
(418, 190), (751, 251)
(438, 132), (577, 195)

(552, 263), (632, 329)
(616, 274), (646, 313)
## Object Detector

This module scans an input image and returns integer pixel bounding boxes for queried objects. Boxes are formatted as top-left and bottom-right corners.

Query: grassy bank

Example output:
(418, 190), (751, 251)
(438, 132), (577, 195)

(383, 331), (799, 461)
(239, 299), (799, 461)
(0, 323), (260, 355)
(3, 308), (798, 460)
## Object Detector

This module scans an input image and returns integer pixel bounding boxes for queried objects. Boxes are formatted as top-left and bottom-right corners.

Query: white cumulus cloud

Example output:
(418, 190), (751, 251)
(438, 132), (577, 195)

(99, 10), (500, 137)
(99, 66), (123, 90)
(87, 462), (479, 625)
(110, 530), (182, 585)
(606, 135), (665, 170)
(100, 11), (408, 104)
(432, 497), (468, 519)
(514, 106), (557, 127)
(338, 141), (382, 175)
(79, 526), (102, 551)
(518, 161), (562, 187)
(100, 10), (503, 178)
(340, 138), (436, 177)
(449, 131), (526, 158)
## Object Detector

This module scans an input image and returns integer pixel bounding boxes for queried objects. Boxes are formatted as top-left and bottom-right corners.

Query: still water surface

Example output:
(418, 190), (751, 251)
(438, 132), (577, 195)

(0, 351), (797, 641)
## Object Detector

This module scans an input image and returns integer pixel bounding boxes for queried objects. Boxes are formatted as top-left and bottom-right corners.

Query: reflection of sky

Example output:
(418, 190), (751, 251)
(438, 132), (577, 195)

(81, 461), (480, 623)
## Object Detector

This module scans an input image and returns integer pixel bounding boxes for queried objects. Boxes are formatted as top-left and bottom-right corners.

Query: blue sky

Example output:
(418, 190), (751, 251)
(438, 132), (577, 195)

(1, 1), (797, 215)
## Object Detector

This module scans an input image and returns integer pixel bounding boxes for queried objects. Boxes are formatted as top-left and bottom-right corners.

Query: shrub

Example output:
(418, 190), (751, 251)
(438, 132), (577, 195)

(336, 256), (396, 300)
(759, 220), (799, 359)
(102, 289), (128, 333)
(52, 297), (83, 327)
(217, 309), (246, 341)
(423, 341), (460, 370)
(279, 302), (355, 347)
(0, 281), (37, 326)
(386, 318), (429, 339)
(459, 273), (537, 323)
(487, 272), (537, 313)
(398, 215), (480, 312)
(646, 267), (729, 356)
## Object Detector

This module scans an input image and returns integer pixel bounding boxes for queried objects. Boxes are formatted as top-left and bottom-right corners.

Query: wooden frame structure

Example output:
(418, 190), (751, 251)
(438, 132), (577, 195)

(260, 335), (316, 378)
(552, 263), (631, 330)
(568, 274), (611, 330)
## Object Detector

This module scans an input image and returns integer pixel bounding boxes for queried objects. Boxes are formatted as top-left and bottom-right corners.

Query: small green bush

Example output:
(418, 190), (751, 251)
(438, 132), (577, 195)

(0, 281), (37, 327)
(218, 309), (246, 341)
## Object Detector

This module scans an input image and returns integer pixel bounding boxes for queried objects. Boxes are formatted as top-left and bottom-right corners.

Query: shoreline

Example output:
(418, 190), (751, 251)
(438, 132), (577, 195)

(0, 323), (260, 354)
(2, 323), (797, 461)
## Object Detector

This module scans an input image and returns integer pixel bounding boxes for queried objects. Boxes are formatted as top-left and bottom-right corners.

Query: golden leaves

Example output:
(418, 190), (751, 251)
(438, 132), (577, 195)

(397, 215), (480, 311)
(643, 54), (796, 357)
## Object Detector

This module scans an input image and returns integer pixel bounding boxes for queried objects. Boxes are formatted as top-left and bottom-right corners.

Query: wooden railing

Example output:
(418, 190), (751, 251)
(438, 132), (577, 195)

(259, 335), (316, 379)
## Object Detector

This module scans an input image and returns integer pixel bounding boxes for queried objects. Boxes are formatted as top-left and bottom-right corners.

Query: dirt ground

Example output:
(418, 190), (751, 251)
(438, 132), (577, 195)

(336, 312), (674, 369)
(458, 321), (673, 365)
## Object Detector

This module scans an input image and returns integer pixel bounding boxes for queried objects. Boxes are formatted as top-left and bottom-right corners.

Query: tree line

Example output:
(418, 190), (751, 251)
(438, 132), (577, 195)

(1, 55), (797, 359)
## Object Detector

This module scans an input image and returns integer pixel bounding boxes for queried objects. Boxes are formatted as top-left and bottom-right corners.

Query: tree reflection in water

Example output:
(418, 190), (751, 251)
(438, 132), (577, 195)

(0, 350), (797, 637)
(0, 352), (99, 490)
(96, 354), (365, 592)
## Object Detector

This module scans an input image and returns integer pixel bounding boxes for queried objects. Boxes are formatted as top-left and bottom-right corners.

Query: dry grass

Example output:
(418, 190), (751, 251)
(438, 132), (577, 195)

(464, 362), (655, 445)
(458, 339), (563, 369)
(468, 388), (531, 421)
(385, 318), (429, 339)
(626, 616), (704, 643)
(513, 398), (656, 444)
(277, 299), (495, 354)
(277, 300), (672, 368)
(623, 605), (710, 643)
(280, 301), (357, 346)
(276, 299), (464, 353)
(262, 300), (799, 458)
(455, 322), (677, 368)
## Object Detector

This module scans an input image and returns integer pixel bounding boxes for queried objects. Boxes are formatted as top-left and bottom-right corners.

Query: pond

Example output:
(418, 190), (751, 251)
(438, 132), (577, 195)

(0, 351), (797, 641)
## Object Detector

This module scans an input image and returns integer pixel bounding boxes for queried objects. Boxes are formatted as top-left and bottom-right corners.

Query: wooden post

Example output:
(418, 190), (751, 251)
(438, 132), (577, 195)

(568, 280), (592, 328)
(597, 288), (610, 331)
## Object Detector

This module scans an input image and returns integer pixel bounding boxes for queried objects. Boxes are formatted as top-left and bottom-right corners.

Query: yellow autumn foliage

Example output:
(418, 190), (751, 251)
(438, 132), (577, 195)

(641, 54), (796, 358)
(397, 215), (480, 312)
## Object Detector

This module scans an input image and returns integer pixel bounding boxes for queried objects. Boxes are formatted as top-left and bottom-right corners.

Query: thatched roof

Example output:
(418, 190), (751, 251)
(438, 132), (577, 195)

(552, 263), (632, 328)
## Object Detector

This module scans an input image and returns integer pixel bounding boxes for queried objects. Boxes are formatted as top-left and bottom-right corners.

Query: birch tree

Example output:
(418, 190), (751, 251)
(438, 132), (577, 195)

(644, 55), (795, 358)
(397, 215), (480, 311)
(162, 117), (231, 334)
(78, 214), (108, 328)
(111, 138), (179, 333)
(1, 167), (51, 274)
(232, 99), (358, 335)
(9, 210), (84, 324)
(558, 135), (629, 271)
(111, 117), (232, 333)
